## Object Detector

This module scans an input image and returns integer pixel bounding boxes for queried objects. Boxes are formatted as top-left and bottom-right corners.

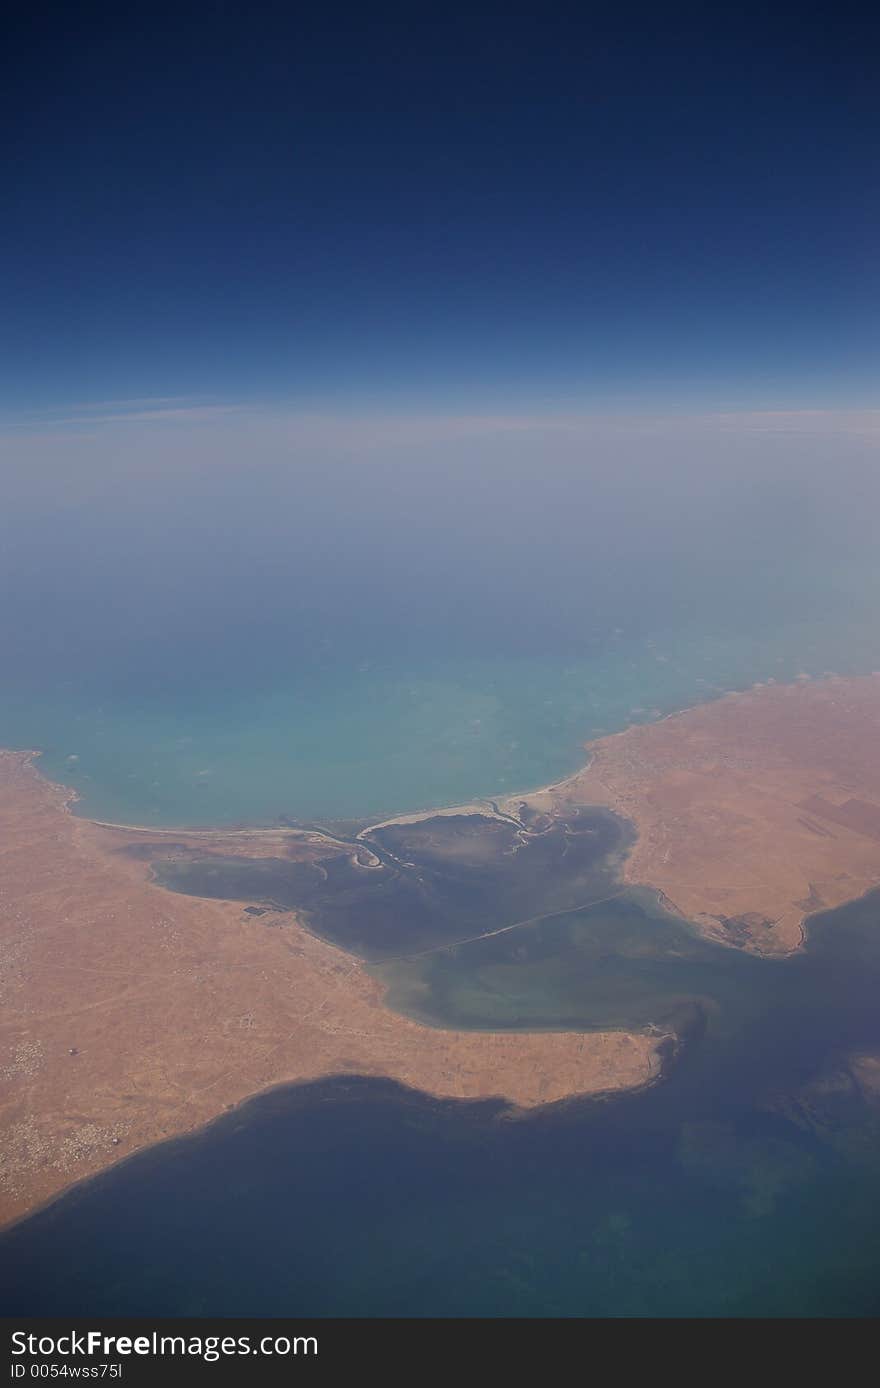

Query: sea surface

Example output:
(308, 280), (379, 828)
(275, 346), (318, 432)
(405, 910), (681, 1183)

(4, 888), (880, 1317)
(2, 431), (879, 827)
(3, 440), (880, 1314)
(2, 610), (880, 827)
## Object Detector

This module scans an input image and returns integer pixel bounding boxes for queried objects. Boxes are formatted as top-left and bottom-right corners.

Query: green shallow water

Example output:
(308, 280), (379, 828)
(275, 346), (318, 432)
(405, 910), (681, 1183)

(373, 886), (756, 1034)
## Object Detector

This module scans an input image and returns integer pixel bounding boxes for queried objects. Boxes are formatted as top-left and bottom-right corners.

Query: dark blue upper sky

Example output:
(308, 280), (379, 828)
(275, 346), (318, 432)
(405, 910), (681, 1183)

(4, 1), (878, 413)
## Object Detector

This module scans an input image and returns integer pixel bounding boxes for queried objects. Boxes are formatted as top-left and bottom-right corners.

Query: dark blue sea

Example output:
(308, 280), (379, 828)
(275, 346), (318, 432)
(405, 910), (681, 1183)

(4, 889), (880, 1317)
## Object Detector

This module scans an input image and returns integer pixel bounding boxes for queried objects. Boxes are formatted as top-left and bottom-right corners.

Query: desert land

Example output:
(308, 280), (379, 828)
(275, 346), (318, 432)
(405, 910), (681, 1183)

(0, 750), (658, 1228)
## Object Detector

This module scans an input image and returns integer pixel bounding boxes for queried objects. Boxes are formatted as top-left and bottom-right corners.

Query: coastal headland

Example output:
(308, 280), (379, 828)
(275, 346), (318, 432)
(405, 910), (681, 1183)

(548, 672), (880, 955)
(3, 673), (880, 1227)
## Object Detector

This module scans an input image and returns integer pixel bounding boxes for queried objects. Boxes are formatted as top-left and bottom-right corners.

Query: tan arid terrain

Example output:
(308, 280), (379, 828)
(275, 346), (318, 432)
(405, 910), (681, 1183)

(539, 672), (880, 955)
(0, 751), (659, 1228)
(4, 673), (880, 1228)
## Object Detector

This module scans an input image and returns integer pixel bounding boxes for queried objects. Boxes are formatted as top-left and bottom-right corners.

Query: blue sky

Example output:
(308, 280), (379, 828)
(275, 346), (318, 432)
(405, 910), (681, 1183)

(3, 2), (878, 419)
(2, 0), (880, 786)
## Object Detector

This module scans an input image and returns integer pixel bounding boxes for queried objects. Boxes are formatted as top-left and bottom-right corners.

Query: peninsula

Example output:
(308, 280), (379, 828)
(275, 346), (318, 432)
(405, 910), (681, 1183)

(3, 673), (880, 1228)
(548, 673), (880, 954)
(0, 752), (657, 1228)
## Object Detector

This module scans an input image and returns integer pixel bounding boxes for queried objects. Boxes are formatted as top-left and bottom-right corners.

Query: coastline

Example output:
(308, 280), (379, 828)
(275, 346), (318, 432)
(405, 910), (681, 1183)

(42, 682), (800, 839)
(51, 673), (854, 825)
(5, 671), (880, 1228)
(58, 671), (880, 958)
(0, 747), (663, 1230)
(43, 668), (774, 835)
(1, 1042), (679, 1240)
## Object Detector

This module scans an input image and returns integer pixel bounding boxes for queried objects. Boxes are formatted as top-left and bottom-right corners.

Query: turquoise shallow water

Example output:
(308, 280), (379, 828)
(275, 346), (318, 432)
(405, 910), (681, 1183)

(3, 423), (879, 827)
(3, 612), (880, 826)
